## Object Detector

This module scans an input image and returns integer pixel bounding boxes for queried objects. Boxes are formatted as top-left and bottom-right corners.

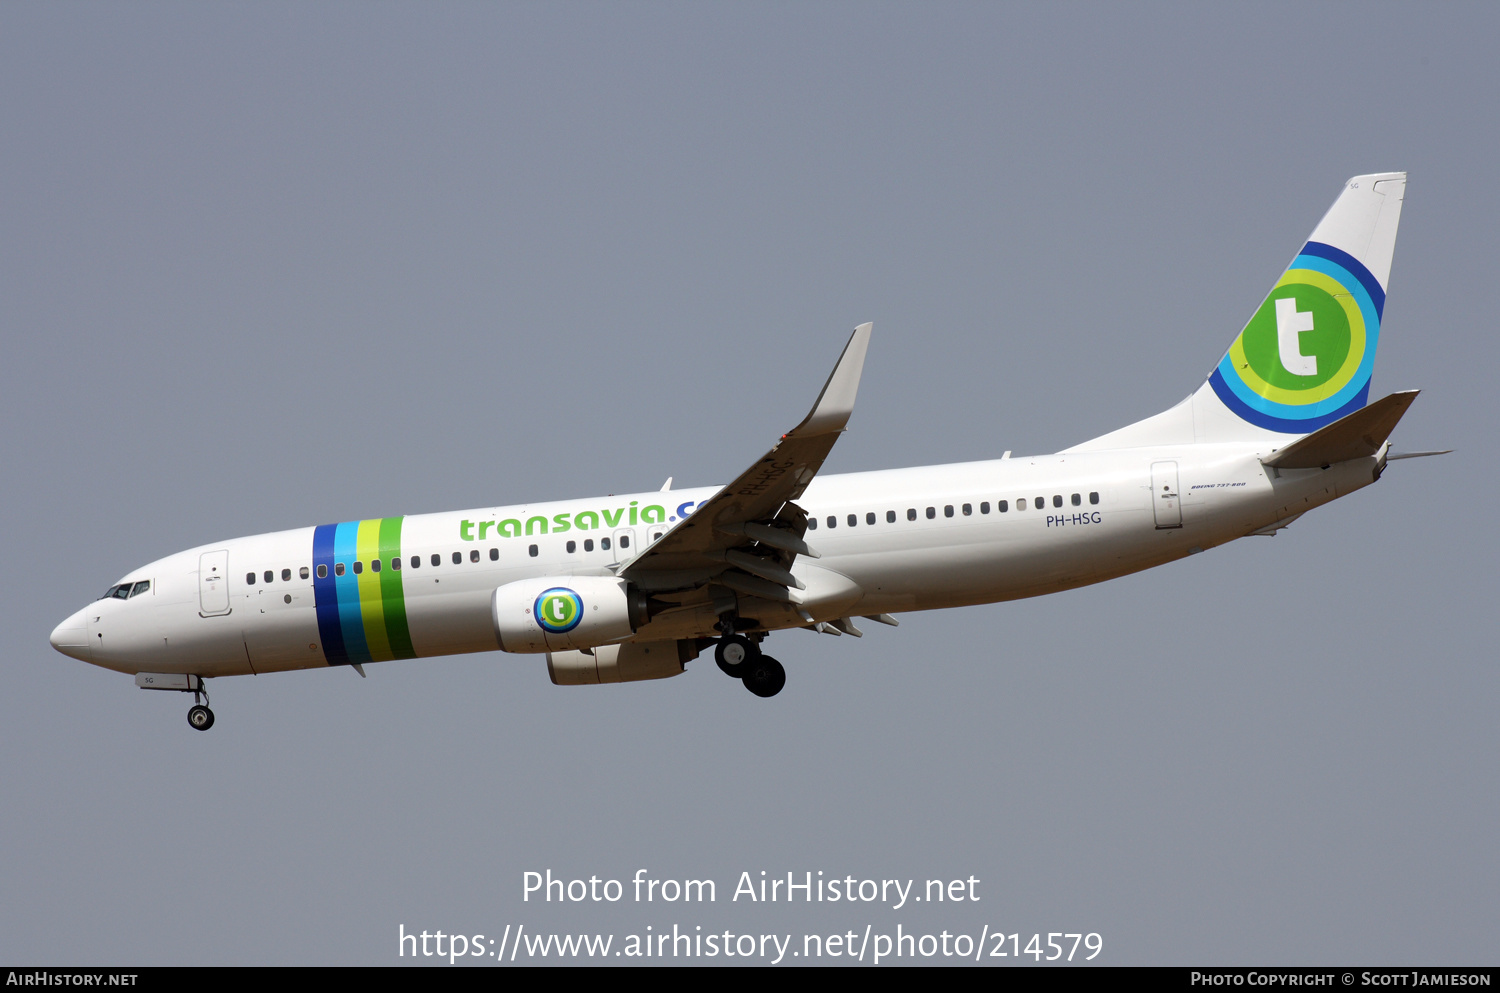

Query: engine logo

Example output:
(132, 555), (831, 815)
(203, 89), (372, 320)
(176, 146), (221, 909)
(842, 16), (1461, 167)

(534, 587), (583, 633)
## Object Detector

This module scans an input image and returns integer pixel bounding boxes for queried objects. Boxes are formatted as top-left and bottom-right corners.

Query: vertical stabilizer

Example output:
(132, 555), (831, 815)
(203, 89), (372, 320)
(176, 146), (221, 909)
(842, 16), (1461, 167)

(1067, 173), (1405, 452)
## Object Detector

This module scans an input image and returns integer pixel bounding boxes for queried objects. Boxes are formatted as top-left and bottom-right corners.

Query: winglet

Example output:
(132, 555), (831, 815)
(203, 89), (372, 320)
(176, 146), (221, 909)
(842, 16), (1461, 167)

(790, 323), (872, 437)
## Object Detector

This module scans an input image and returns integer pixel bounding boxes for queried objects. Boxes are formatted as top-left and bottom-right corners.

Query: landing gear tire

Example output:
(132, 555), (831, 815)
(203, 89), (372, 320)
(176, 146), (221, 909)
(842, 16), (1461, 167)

(187, 705), (215, 731)
(741, 655), (786, 698)
(715, 635), (758, 677)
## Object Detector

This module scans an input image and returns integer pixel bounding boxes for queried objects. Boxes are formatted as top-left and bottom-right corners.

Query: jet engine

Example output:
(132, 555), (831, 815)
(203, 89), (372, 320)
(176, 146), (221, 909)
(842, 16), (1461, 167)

(546, 640), (695, 685)
(491, 576), (646, 653)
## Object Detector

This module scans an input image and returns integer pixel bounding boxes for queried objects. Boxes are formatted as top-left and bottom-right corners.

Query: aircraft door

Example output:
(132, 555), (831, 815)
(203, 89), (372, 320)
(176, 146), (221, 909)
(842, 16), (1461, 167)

(198, 549), (232, 616)
(1151, 461), (1182, 529)
(612, 529), (637, 566)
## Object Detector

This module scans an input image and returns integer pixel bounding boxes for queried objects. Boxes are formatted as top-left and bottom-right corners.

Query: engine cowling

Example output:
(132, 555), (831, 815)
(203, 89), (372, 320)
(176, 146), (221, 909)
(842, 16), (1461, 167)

(547, 640), (693, 685)
(491, 576), (645, 653)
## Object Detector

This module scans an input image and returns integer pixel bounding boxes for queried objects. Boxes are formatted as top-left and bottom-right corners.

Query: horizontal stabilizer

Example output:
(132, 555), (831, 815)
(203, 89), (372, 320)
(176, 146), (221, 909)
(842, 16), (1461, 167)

(1386, 449), (1452, 461)
(1262, 390), (1419, 469)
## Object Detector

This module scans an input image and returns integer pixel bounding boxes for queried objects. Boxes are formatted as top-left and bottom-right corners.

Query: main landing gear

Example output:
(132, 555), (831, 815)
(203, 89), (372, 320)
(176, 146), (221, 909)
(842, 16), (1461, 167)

(713, 632), (786, 698)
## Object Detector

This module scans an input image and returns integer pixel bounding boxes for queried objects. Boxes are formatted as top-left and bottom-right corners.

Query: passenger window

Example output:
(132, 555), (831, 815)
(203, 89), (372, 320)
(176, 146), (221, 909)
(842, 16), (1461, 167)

(489, 548), (499, 561)
(807, 518), (818, 530)
(317, 564), (328, 579)
(566, 540), (577, 553)
(907, 508), (916, 521)
(926, 507), (935, 519)
(130, 580), (150, 597)
(431, 554), (440, 567)
(601, 537), (611, 550)
(619, 535), (630, 548)
(944, 505), (954, 518)
(352, 561), (363, 575)
(962, 503), (972, 516)
(246, 573), (256, 585)
(998, 500), (1008, 513)
(1090, 491), (1100, 505)
(391, 558), (401, 571)
(584, 538), (594, 552)
(1017, 498), (1027, 510)
(1053, 495), (1063, 508)
(1071, 493), (1081, 506)
(866, 512), (876, 525)
(410, 556), (420, 569)
(300, 566), (310, 579)
(371, 559), (381, 573)
(886, 510), (896, 523)
(847, 514), (857, 527)
(528, 544), (539, 557)
(452, 552), (461, 565)
(335, 563), (345, 577)
(827, 516), (837, 529)
(1035, 496), (1045, 508)
(470, 549), (480, 562)
(264, 570), (274, 584)
(980, 502), (990, 514)
(280, 568), (291, 582)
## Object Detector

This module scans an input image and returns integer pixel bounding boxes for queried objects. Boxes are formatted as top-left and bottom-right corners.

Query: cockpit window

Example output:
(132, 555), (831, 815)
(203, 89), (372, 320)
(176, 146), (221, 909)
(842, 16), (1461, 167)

(129, 580), (150, 598)
(111, 585), (131, 599)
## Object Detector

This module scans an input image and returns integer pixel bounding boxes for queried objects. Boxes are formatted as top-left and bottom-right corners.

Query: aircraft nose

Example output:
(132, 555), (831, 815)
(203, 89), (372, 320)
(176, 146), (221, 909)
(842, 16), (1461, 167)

(49, 608), (91, 662)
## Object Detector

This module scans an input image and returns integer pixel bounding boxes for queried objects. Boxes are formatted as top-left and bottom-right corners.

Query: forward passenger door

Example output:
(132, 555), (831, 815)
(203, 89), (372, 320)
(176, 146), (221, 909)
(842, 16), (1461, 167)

(198, 550), (232, 616)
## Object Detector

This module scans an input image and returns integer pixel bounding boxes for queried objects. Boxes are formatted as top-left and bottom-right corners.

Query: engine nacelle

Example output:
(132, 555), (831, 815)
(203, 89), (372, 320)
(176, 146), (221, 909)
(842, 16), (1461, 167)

(491, 576), (645, 653)
(546, 640), (695, 685)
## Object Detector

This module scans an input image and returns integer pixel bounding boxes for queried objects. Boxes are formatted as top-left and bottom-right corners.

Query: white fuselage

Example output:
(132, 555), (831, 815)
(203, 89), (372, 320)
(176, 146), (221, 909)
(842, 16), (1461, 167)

(52, 443), (1381, 679)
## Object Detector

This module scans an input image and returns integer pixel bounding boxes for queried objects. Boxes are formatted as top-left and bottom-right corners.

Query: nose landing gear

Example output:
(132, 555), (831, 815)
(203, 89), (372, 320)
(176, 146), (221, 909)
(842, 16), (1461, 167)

(186, 682), (215, 731)
(134, 673), (219, 730)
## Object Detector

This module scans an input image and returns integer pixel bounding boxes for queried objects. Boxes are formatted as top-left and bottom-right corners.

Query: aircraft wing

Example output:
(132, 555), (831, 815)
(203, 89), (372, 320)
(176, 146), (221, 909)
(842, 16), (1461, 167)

(621, 323), (872, 599)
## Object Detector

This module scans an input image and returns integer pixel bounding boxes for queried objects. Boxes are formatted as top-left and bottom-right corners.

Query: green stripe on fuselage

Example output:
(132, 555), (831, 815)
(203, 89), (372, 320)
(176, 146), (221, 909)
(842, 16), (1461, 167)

(379, 516), (416, 660)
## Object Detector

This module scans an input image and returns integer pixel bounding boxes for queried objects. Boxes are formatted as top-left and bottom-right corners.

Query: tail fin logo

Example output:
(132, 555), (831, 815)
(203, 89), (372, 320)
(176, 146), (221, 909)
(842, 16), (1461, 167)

(1208, 241), (1385, 433)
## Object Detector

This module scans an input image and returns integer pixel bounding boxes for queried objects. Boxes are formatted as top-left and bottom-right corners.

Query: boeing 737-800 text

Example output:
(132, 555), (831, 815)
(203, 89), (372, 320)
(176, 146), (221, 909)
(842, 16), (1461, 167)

(51, 173), (1440, 729)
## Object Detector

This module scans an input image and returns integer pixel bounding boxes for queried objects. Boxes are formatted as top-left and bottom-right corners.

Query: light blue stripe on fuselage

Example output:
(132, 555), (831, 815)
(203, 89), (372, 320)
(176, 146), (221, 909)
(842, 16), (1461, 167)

(332, 520), (370, 662)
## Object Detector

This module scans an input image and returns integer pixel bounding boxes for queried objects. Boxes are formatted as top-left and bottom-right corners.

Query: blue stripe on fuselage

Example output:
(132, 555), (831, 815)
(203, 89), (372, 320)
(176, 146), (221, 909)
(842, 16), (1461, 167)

(312, 524), (347, 665)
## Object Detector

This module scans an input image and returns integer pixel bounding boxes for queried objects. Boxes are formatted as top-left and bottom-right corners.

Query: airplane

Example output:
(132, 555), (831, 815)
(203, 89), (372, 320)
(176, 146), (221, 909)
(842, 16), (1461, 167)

(50, 172), (1443, 730)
